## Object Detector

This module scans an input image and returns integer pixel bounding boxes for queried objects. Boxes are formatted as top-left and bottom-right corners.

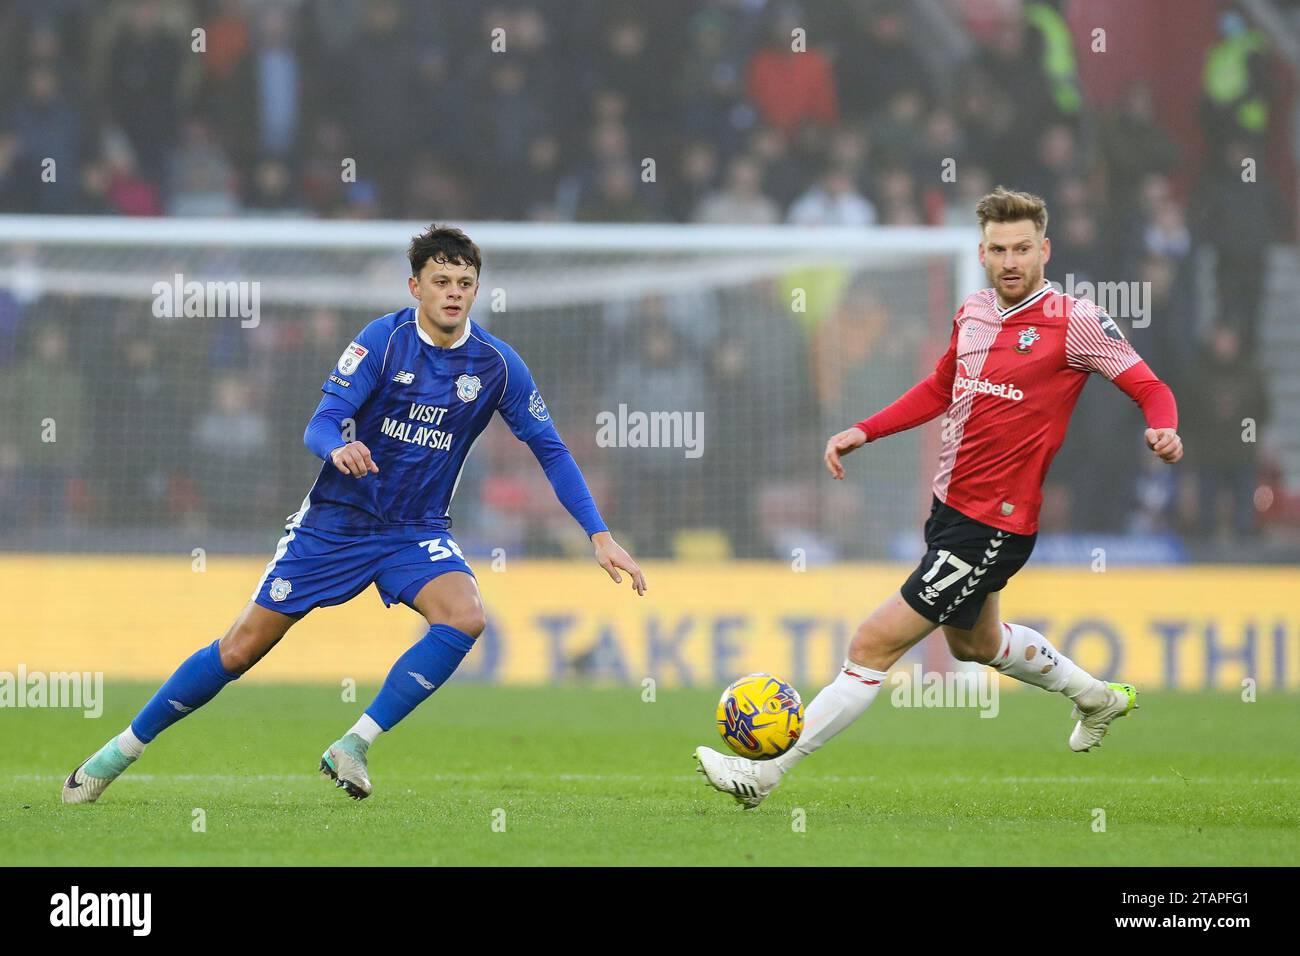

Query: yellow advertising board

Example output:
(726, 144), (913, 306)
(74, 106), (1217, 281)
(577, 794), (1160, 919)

(2, 557), (1296, 691)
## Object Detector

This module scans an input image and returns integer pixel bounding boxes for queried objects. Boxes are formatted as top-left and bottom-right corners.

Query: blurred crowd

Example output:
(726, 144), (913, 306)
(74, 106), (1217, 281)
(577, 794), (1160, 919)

(0, 0), (1290, 556)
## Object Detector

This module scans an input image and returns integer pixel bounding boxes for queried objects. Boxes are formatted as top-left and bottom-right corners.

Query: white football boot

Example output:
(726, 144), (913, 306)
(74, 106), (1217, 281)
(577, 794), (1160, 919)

(61, 738), (135, 804)
(1069, 681), (1138, 752)
(693, 746), (782, 809)
(320, 733), (373, 799)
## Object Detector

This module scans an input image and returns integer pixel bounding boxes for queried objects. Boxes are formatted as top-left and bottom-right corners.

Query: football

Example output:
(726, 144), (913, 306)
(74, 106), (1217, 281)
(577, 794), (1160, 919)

(716, 672), (805, 759)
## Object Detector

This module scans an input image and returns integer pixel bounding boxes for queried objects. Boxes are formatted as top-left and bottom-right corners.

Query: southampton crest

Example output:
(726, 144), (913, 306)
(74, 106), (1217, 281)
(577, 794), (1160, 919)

(1015, 326), (1041, 354)
(455, 373), (482, 402)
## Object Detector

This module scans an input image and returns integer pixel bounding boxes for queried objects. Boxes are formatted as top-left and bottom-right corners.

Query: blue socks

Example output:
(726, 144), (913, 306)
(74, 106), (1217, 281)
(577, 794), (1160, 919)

(365, 624), (476, 731)
(126, 626), (473, 745)
(131, 639), (240, 743)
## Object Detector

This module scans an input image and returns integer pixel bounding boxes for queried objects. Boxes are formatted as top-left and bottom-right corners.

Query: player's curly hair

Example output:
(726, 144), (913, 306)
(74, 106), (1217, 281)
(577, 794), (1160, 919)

(975, 186), (1049, 236)
(408, 224), (482, 278)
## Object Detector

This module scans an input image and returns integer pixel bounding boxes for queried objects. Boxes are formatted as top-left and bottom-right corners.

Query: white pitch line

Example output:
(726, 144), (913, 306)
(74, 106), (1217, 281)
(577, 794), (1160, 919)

(13, 772), (1299, 786)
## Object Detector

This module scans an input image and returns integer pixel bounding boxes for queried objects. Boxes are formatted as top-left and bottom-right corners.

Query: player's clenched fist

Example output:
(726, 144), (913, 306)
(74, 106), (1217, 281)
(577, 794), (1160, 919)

(1145, 427), (1183, 464)
(824, 426), (868, 479)
(331, 441), (380, 478)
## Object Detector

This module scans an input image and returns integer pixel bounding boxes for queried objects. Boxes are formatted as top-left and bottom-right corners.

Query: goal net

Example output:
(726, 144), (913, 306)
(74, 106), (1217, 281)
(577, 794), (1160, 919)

(0, 217), (980, 562)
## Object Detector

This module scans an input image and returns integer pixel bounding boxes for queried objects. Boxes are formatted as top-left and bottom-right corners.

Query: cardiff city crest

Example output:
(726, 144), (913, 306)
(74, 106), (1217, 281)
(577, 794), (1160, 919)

(455, 374), (482, 402)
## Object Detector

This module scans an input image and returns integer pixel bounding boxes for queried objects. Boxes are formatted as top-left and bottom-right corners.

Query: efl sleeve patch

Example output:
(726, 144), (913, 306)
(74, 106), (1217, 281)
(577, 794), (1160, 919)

(1096, 311), (1126, 341)
(337, 341), (368, 376)
(528, 388), (550, 421)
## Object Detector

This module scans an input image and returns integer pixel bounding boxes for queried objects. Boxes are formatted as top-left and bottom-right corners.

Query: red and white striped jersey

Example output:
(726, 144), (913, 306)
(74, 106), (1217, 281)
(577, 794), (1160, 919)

(929, 280), (1143, 534)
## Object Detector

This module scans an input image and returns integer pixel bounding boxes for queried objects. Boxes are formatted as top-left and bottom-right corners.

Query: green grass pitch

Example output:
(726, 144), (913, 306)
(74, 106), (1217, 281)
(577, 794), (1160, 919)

(6, 683), (1297, 865)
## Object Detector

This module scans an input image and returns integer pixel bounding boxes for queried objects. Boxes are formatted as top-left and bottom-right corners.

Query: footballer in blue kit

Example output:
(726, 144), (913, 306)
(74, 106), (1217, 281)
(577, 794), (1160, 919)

(62, 226), (646, 804)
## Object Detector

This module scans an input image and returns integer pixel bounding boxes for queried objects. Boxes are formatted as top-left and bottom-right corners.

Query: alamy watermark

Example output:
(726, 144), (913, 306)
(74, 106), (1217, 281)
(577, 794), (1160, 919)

(1044, 274), (1150, 329)
(0, 666), (103, 717)
(49, 886), (151, 936)
(152, 273), (261, 328)
(596, 404), (703, 459)
(889, 664), (999, 718)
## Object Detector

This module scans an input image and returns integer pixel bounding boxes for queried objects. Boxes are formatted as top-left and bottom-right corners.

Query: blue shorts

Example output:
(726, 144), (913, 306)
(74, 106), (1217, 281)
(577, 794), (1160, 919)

(251, 523), (474, 618)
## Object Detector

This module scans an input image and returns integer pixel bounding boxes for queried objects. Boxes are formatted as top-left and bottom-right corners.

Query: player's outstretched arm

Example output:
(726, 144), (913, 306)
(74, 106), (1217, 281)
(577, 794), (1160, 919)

(832, 319), (960, 474)
(1067, 304), (1182, 464)
(827, 354), (955, 479)
(499, 343), (645, 595)
(1110, 361), (1182, 464)
(523, 421), (647, 596)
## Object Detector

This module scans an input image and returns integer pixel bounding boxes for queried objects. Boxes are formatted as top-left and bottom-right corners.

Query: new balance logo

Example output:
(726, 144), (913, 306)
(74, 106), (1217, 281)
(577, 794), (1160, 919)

(167, 699), (192, 713)
(393, 370), (415, 384)
(408, 671), (435, 691)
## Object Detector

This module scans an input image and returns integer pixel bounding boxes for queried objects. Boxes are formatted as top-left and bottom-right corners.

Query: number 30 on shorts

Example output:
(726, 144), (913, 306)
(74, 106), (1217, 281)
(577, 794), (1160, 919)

(418, 537), (464, 561)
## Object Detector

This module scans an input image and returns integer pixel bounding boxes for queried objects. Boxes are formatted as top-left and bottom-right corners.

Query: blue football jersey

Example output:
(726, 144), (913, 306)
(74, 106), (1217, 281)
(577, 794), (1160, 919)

(295, 308), (551, 532)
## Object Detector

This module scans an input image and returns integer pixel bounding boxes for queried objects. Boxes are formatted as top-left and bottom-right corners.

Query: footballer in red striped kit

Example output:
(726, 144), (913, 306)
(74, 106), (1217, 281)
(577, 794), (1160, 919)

(696, 186), (1183, 808)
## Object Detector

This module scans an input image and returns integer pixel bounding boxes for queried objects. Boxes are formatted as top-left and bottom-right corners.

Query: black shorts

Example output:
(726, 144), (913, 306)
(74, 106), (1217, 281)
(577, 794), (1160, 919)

(899, 496), (1037, 629)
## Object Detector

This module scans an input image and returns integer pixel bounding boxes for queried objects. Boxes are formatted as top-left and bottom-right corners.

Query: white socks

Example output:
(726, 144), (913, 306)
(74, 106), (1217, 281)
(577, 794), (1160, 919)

(116, 726), (146, 760)
(774, 660), (888, 775)
(349, 713), (384, 745)
(766, 622), (1110, 782)
(987, 622), (1109, 711)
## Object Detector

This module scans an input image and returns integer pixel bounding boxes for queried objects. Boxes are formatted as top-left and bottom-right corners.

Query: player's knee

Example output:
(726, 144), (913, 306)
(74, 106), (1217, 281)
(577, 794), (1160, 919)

(848, 621), (885, 662)
(946, 636), (983, 663)
(218, 630), (259, 675)
(441, 603), (486, 639)
(219, 617), (284, 674)
(944, 628), (997, 664)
